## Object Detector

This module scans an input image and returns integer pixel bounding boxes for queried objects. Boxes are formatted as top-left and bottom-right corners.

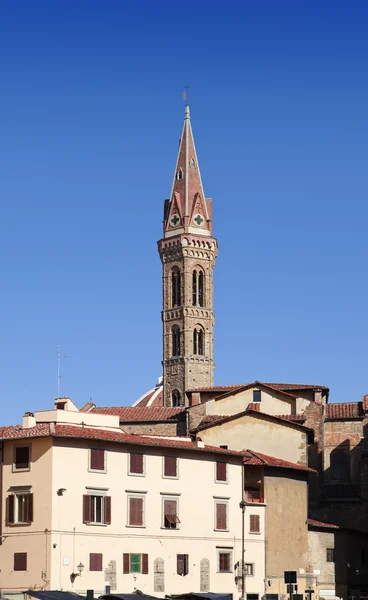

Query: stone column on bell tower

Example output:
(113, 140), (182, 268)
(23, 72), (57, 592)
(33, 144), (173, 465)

(157, 106), (218, 407)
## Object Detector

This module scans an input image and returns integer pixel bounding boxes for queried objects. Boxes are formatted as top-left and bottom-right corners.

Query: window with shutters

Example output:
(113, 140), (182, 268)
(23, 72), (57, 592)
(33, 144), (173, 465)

(127, 495), (145, 527)
(215, 461), (228, 483)
(123, 553), (149, 574)
(129, 452), (145, 476)
(249, 514), (260, 533)
(177, 554), (189, 576)
(162, 496), (180, 529)
(163, 456), (178, 479)
(14, 552), (27, 571)
(6, 492), (33, 525)
(13, 446), (31, 472)
(218, 550), (232, 573)
(245, 564), (255, 576)
(83, 493), (111, 525)
(326, 548), (335, 563)
(89, 553), (103, 571)
(214, 500), (228, 531)
(89, 448), (106, 472)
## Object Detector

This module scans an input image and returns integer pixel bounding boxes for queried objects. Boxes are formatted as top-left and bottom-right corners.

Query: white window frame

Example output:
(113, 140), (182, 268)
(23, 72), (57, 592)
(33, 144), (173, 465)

(10, 488), (32, 524)
(161, 494), (180, 530)
(214, 499), (229, 532)
(128, 452), (146, 477)
(245, 563), (255, 576)
(88, 448), (107, 473)
(162, 455), (179, 480)
(215, 460), (228, 484)
(127, 493), (146, 528)
(13, 445), (31, 473)
(249, 513), (261, 535)
(86, 487), (107, 526)
(217, 549), (233, 573)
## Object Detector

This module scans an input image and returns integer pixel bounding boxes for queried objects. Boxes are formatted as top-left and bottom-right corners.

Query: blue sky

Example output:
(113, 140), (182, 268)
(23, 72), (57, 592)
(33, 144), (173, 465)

(1, 1), (368, 423)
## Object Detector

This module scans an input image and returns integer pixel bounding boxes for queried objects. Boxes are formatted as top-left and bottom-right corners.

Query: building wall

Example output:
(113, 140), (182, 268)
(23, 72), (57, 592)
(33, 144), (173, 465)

(264, 472), (309, 595)
(307, 529), (335, 588)
(47, 439), (265, 596)
(198, 413), (307, 465)
(205, 388), (295, 418)
(0, 438), (53, 591)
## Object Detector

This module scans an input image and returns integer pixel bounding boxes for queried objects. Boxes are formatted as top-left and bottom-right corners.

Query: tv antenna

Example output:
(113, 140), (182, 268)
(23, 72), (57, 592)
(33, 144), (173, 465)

(51, 346), (70, 398)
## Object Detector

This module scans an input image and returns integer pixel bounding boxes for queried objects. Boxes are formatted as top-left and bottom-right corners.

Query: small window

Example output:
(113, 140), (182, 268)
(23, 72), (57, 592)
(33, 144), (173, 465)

(128, 495), (144, 527)
(83, 494), (111, 525)
(172, 325), (181, 357)
(177, 168), (183, 180)
(56, 401), (66, 410)
(215, 501), (228, 531)
(250, 514), (260, 533)
(163, 456), (178, 478)
(129, 453), (144, 475)
(89, 553), (103, 571)
(216, 461), (228, 482)
(193, 328), (204, 355)
(13, 446), (30, 471)
(6, 493), (33, 525)
(163, 497), (180, 529)
(177, 554), (189, 576)
(172, 390), (181, 407)
(89, 448), (106, 472)
(171, 267), (181, 307)
(247, 595), (258, 600)
(14, 552), (27, 571)
(326, 548), (335, 563)
(245, 564), (255, 576)
(218, 551), (232, 573)
(253, 390), (261, 403)
(189, 157), (196, 168)
(123, 553), (149, 574)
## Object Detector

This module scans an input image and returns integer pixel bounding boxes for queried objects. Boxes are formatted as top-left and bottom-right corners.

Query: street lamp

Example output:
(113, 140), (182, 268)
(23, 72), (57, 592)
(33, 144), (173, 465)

(70, 562), (84, 584)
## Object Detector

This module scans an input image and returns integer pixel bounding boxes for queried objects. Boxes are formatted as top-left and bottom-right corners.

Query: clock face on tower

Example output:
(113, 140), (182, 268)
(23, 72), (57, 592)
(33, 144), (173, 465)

(193, 213), (205, 227)
(170, 214), (181, 227)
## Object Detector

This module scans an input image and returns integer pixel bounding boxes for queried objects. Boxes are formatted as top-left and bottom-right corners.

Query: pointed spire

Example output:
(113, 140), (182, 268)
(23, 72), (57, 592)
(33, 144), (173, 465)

(164, 106), (212, 237)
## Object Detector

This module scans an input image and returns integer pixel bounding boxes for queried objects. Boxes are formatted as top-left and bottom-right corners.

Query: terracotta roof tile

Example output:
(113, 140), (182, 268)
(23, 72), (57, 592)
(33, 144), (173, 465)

(326, 402), (363, 420)
(307, 518), (339, 529)
(275, 414), (306, 423)
(264, 382), (329, 391)
(243, 449), (316, 473)
(91, 406), (184, 422)
(193, 407), (310, 433)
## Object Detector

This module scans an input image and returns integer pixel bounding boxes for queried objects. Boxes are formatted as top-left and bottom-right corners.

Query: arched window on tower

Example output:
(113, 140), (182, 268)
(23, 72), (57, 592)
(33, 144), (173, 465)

(171, 267), (181, 307)
(193, 327), (204, 356)
(172, 326), (181, 357)
(192, 269), (204, 307)
(330, 448), (351, 481)
(172, 390), (180, 407)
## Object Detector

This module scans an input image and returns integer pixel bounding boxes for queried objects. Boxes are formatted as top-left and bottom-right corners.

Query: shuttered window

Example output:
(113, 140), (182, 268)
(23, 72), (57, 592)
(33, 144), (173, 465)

(218, 552), (231, 573)
(6, 494), (33, 525)
(14, 553), (27, 571)
(250, 514), (260, 533)
(216, 461), (227, 482)
(163, 498), (180, 529)
(129, 453), (144, 475)
(245, 564), (255, 576)
(89, 553), (103, 571)
(215, 502), (228, 530)
(164, 456), (177, 478)
(90, 449), (105, 471)
(128, 496), (144, 526)
(123, 553), (148, 574)
(14, 446), (30, 471)
(83, 494), (111, 525)
(177, 554), (189, 576)
(326, 548), (335, 563)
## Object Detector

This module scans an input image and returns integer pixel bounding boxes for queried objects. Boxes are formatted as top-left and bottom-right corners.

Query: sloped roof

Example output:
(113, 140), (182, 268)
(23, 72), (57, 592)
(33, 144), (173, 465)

(91, 406), (184, 422)
(275, 413), (306, 423)
(326, 402), (363, 420)
(264, 382), (329, 391)
(243, 449), (316, 473)
(307, 518), (339, 529)
(192, 407), (310, 433)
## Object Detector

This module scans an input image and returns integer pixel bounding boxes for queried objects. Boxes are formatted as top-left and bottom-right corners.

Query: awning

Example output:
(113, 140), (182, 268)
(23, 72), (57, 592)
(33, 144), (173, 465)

(100, 595), (162, 600)
(168, 594), (232, 600)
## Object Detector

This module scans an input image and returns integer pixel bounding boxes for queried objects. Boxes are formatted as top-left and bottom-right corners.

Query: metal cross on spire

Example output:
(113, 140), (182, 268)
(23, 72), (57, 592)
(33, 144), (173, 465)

(183, 85), (190, 106)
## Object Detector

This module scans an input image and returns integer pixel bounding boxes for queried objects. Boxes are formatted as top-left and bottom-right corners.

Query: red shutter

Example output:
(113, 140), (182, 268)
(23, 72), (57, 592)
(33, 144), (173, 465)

(164, 456), (177, 477)
(89, 553), (102, 571)
(130, 453), (143, 474)
(14, 553), (27, 571)
(90, 449), (105, 471)
(104, 496), (111, 525)
(6, 495), (14, 525)
(15, 447), (30, 470)
(129, 497), (143, 526)
(142, 553), (148, 574)
(123, 553), (130, 574)
(83, 495), (92, 524)
(216, 503), (227, 530)
(219, 552), (230, 572)
(177, 554), (188, 576)
(250, 514), (260, 532)
(216, 461), (227, 481)
(24, 494), (33, 523)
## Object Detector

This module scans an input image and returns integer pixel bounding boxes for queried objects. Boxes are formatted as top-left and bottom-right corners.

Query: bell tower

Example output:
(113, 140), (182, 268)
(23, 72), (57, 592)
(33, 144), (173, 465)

(158, 106), (218, 407)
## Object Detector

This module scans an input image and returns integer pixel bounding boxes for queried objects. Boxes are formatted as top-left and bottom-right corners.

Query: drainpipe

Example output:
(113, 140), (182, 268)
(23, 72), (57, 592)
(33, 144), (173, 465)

(240, 461), (246, 600)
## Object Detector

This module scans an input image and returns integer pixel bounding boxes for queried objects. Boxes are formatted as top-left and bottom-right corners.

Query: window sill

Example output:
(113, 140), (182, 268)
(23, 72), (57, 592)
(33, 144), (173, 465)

(88, 469), (107, 474)
(162, 475), (179, 480)
(126, 525), (146, 528)
(8, 522), (32, 527)
(128, 472), (145, 477)
(215, 480), (229, 485)
(12, 467), (31, 473)
(249, 531), (261, 535)
(217, 571), (232, 574)
(85, 522), (108, 527)
(161, 526), (180, 531)
(214, 529), (230, 532)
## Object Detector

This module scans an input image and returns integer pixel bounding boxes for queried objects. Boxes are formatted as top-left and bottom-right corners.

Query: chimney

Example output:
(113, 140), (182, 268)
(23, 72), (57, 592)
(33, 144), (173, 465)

(23, 413), (36, 429)
(196, 440), (205, 448)
(362, 395), (368, 414)
(314, 389), (323, 405)
(190, 392), (201, 407)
